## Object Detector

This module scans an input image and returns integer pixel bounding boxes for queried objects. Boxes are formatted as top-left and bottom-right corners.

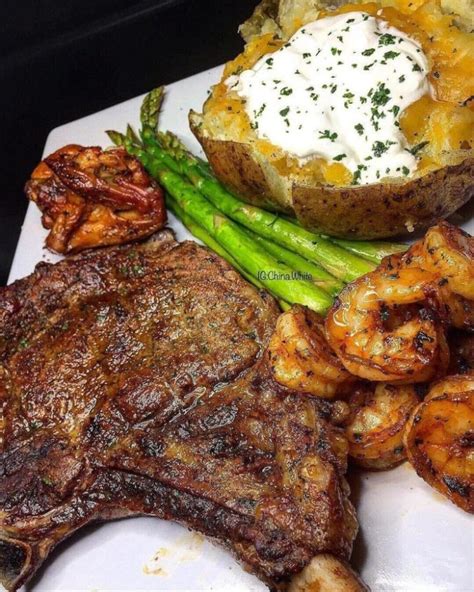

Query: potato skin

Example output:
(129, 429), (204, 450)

(293, 158), (474, 239)
(195, 132), (290, 212)
(190, 115), (474, 240)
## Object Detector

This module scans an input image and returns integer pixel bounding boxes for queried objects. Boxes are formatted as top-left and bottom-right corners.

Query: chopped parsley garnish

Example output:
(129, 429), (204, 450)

(343, 91), (354, 107)
(371, 82), (391, 106)
(331, 47), (342, 56)
(266, 57), (274, 66)
(412, 63), (422, 72)
(279, 107), (290, 117)
(355, 123), (364, 135)
(362, 48), (375, 56)
(384, 51), (399, 60)
(372, 140), (395, 157)
(399, 75), (406, 83)
(333, 153), (347, 161)
(319, 129), (338, 142)
(352, 164), (367, 185)
(378, 33), (396, 45)
(402, 166), (410, 175)
(280, 87), (293, 96)
(390, 105), (400, 117)
(406, 141), (429, 156)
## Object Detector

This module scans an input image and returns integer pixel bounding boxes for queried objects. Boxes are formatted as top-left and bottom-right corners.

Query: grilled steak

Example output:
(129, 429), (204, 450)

(0, 232), (357, 591)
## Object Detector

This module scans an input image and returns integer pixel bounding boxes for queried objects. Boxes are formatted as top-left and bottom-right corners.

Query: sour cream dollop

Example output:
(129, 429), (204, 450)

(226, 12), (431, 185)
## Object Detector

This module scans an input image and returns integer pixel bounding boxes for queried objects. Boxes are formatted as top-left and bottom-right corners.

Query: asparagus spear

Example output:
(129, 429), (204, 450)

(250, 233), (343, 296)
(167, 194), (290, 310)
(124, 140), (333, 313)
(280, 213), (408, 263)
(143, 132), (374, 282)
(329, 237), (407, 264)
(166, 194), (257, 284)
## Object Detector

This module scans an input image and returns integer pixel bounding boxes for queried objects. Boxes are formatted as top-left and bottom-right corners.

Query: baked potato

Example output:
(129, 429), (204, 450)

(190, 0), (473, 239)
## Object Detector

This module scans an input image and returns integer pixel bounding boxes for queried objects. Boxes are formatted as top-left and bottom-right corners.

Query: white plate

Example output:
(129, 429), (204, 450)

(8, 65), (474, 592)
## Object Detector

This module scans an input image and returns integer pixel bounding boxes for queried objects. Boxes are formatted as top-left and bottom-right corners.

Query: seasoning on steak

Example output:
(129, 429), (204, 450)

(0, 231), (358, 591)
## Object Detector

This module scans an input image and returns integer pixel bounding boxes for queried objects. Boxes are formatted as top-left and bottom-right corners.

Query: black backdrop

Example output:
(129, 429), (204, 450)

(0, 0), (256, 285)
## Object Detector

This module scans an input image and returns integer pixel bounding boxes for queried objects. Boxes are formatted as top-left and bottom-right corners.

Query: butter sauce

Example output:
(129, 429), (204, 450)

(227, 12), (431, 185)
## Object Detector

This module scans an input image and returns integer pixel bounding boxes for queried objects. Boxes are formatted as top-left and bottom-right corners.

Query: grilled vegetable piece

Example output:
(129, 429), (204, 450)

(325, 265), (450, 383)
(25, 144), (166, 254)
(404, 374), (474, 513)
(166, 194), (264, 291)
(345, 382), (420, 470)
(268, 306), (353, 398)
(251, 233), (344, 297)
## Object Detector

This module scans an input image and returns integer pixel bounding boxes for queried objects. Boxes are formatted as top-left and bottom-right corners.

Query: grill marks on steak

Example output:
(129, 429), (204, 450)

(0, 232), (357, 591)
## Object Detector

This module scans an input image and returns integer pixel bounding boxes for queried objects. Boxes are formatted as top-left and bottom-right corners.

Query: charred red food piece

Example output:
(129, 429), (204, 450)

(25, 144), (166, 253)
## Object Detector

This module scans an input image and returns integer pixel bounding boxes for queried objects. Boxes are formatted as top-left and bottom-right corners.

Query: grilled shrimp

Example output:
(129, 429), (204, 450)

(448, 330), (474, 375)
(404, 374), (474, 513)
(399, 224), (474, 330)
(422, 223), (474, 302)
(325, 267), (449, 383)
(268, 306), (353, 398)
(421, 224), (474, 330)
(345, 383), (420, 470)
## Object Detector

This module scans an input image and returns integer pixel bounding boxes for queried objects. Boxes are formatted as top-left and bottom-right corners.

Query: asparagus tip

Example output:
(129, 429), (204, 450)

(106, 130), (126, 147)
(140, 86), (165, 131)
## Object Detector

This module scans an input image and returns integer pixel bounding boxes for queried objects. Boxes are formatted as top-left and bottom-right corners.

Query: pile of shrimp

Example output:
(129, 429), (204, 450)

(268, 222), (473, 513)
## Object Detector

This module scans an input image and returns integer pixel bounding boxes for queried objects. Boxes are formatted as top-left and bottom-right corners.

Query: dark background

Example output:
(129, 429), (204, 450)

(0, 0), (256, 285)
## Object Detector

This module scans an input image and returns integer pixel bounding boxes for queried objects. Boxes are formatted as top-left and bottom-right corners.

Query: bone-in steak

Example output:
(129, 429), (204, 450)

(0, 232), (357, 591)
